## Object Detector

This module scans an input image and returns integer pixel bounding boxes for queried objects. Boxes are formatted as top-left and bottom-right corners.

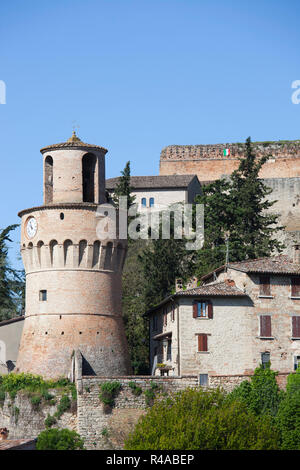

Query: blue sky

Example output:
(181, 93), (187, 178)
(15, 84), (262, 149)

(0, 0), (299, 268)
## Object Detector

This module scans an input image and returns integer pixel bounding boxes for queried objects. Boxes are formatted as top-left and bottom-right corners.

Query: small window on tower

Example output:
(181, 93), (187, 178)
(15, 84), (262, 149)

(39, 290), (47, 301)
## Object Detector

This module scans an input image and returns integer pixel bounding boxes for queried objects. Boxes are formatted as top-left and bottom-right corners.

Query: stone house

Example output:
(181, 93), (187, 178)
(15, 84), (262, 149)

(0, 316), (24, 374)
(106, 175), (201, 211)
(147, 254), (300, 384)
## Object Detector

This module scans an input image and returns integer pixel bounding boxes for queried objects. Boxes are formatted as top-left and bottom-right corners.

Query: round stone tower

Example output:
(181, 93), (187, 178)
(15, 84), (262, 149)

(16, 132), (131, 379)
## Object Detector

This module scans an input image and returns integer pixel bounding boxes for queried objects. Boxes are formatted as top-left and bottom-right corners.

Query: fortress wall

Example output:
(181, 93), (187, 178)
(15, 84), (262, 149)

(160, 141), (300, 181)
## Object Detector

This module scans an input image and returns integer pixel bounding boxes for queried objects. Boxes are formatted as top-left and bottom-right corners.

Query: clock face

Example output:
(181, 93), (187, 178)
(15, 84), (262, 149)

(26, 217), (37, 239)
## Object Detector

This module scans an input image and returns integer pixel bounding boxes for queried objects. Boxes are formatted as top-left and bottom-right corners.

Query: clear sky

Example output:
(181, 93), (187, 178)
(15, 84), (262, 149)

(0, 0), (299, 268)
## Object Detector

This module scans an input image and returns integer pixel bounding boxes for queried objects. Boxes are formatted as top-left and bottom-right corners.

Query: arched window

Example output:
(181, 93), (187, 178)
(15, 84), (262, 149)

(141, 197), (146, 207)
(149, 197), (154, 207)
(45, 156), (53, 203)
(82, 153), (96, 203)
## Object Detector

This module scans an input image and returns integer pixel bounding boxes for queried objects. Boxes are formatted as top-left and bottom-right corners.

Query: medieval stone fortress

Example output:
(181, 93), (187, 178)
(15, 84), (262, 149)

(1, 134), (300, 449)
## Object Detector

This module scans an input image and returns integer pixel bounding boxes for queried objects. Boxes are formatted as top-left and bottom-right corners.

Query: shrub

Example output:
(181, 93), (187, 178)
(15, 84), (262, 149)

(99, 381), (121, 407)
(128, 381), (143, 396)
(36, 428), (84, 450)
(44, 414), (57, 428)
(54, 395), (71, 419)
(125, 388), (279, 450)
(276, 390), (300, 450)
(30, 395), (42, 409)
(226, 365), (281, 417)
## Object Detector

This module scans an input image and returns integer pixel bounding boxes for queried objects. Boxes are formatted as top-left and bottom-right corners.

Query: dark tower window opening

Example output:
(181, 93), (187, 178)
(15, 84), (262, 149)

(45, 156), (53, 204)
(82, 153), (96, 203)
(39, 290), (47, 301)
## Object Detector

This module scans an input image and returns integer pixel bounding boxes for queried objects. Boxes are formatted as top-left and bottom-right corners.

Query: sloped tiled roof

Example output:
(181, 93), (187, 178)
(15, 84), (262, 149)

(0, 439), (36, 450)
(177, 281), (246, 297)
(227, 256), (300, 275)
(145, 281), (246, 315)
(106, 175), (198, 190)
(40, 131), (107, 154)
(202, 256), (300, 282)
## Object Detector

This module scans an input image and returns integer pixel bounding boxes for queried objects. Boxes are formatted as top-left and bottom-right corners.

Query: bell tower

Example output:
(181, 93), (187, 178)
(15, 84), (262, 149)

(16, 133), (131, 379)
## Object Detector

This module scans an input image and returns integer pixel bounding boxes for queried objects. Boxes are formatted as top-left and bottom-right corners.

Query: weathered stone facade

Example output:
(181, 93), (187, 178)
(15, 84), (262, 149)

(76, 375), (199, 449)
(147, 256), (300, 380)
(0, 390), (77, 440)
(16, 133), (131, 378)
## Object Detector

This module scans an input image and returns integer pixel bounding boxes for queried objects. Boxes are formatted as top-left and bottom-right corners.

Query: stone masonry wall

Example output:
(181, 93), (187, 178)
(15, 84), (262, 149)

(77, 375), (198, 450)
(0, 390), (77, 440)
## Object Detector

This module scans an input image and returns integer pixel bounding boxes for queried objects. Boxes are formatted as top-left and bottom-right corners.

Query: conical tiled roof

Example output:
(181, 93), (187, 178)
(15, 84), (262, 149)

(40, 131), (108, 154)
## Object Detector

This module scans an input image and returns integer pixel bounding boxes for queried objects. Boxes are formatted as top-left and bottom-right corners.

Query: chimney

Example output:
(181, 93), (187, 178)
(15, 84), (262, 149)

(175, 279), (183, 293)
(293, 245), (300, 264)
(225, 279), (235, 287)
(0, 428), (9, 441)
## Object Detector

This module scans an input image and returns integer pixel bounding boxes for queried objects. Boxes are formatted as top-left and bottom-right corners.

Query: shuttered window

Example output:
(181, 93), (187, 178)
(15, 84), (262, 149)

(260, 315), (272, 337)
(259, 275), (271, 296)
(193, 300), (213, 319)
(171, 306), (175, 322)
(197, 334), (208, 352)
(292, 316), (300, 338)
(291, 277), (300, 297)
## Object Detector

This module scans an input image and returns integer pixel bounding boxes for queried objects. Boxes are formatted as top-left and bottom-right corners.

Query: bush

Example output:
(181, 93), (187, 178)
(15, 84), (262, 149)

(99, 381), (122, 407)
(30, 395), (42, 409)
(125, 388), (279, 450)
(226, 365), (281, 416)
(36, 428), (84, 450)
(44, 414), (57, 428)
(54, 395), (71, 419)
(276, 390), (300, 450)
(128, 381), (143, 396)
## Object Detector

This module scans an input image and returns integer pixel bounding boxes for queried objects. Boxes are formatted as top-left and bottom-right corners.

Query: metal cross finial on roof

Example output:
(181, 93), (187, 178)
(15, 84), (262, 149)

(72, 121), (80, 136)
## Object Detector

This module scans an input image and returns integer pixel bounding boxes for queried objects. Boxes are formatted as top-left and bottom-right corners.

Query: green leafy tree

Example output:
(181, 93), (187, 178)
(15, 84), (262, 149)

(275, 367), (300, 449)
(139, 234), (192, 308)
(194, 137), (285, 278)
(0, 225), (25, 321)
(122, 240), (149, 374)
(36, 428), (84, 450)
(112, 161), (136, 210)
(226, 364), (281, 417)
(125, 388), (279, 450)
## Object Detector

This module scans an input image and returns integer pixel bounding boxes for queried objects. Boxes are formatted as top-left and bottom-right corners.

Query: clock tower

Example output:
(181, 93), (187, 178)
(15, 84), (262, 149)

(16, 132), (131, 379)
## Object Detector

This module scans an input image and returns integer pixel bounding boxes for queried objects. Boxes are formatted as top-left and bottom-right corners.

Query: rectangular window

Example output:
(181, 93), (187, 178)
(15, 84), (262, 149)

(193, 300), (213, 319)
(261, 352), (270, 368)
(259, 275), (271, 296)
(260, 315), (272, 337)
(39, 290), (47, 301)
(167, 340), (172, 361)
(152, 315), (158, 331)
(171, 306), (175, 322)
(197, 334), (208, 352)
(292, 316), (300, 338)
(197, 301), (207, 318)
(294, 356), (300, 371)
(199, 374), (208, 386)
(163, 308), (167, 326)
(291, 277), (300, 297)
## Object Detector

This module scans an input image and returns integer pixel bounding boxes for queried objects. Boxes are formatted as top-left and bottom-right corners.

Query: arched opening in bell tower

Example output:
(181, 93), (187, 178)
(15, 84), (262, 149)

(82, 153), (96, 203)
(44, 156), (53, 204)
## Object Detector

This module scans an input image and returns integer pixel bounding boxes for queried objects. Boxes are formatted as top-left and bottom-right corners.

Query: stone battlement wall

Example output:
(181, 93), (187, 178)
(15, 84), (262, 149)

(160, 141), (300, 181)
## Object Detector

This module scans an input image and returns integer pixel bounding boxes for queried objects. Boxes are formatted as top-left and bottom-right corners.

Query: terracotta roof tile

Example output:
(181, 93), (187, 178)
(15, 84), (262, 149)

(106, 175), (199, 190)
(227, 255), (300, 275)
(177, 281), (246, 297)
